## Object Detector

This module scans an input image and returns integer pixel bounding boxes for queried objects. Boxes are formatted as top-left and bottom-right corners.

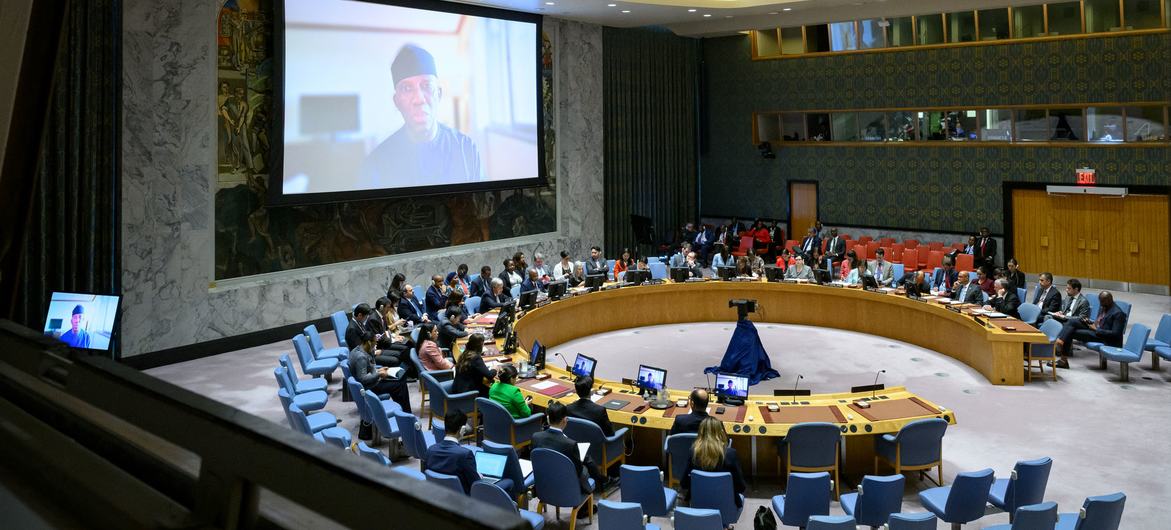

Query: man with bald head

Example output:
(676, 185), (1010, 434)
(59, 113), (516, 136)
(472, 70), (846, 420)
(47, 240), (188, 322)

(361, 44), (481, 188)
(951, 270), (983, 304)
(1052, 291), (1127, 369)
(669, 389), (711, 435)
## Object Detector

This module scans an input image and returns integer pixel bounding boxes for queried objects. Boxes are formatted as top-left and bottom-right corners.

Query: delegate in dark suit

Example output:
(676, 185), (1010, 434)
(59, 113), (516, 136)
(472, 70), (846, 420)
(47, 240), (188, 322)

(1057, 304), (1127, 354)
(398, 296), (426, 325)
(824, 235), (847, 264)
(531, 427), (603, 494)
(976, 235), (997, 266)
(468, 274), (493, 298)
(930, 268), (958, 294)
(438, 320), (469, 350)
(567, 398), (615, 437)
(423, 439), (482, 494)
(452, 355), (495, 398)
(1030, 285), (1063, 325)
(478, 291), (513, 314)
(796, 235), (821, 263)
(425, 285), (446, 321)
(952, 281), (984, 305)
(1053, 293), (1091, 322)
(987, 289), (1021, 319)
(669, 410), (709, 436)
(519, 277), (543, 294)
(345, 318), (374, 353)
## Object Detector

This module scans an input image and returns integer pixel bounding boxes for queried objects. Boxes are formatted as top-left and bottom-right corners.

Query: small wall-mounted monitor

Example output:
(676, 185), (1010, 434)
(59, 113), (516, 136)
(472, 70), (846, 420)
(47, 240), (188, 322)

(43, 292), (121, 352)
(636, 364), (667, 392)
(571, 353), (596, 379)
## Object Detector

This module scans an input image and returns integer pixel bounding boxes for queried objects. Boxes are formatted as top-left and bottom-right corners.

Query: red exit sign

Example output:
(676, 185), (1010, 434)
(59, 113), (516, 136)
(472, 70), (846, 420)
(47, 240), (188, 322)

(1076, 168), (1096, 185)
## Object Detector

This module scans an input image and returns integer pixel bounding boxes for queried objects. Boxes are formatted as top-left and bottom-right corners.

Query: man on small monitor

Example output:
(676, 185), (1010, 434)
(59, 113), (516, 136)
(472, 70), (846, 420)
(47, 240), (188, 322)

(59, 305), (91, 348)
(360, 44), (482, 189)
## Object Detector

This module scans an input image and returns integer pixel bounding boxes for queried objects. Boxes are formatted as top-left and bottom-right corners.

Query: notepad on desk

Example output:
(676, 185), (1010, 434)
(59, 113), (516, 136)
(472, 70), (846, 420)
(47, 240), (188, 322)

(985, 312), (1008, 318)
(531, 381), (560, 390)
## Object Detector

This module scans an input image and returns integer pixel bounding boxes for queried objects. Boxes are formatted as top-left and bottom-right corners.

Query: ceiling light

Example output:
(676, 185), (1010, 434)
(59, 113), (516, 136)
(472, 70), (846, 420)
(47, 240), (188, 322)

(607, 3), (616, 6)
(622, 9), (630, 13)
(688, 9), (696, 12)
(783, 7), (792, 11)
(545, 1), (555, 5)
(725, 15), (733, 18)
(768, 12), (779, 15)
(703, 14), (711, 17)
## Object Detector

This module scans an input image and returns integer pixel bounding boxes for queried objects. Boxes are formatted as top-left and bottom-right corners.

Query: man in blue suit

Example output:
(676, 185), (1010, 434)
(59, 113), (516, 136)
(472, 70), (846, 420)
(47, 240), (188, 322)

(1053, 291), (1127, 369)
(424, 275), (447, 321)
(423, 411), (512, 494)
(398, 284), (427, 324)
(930, 257), (959, 295)
(468, 265), (494, 298)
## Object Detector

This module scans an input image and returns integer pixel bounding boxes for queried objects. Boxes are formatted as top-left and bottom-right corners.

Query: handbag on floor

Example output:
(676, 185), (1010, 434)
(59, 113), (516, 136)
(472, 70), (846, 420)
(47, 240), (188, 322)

(357, 420), (374, 441)
(753, 506), (777, 530)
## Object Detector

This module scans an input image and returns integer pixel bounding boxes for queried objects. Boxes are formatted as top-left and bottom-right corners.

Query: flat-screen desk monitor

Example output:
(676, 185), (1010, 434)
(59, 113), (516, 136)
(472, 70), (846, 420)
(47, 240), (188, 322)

(584, 274), (606, 289)
(812, 268), (833, 285)
(636, 364), (666, 392)
(669, 267), (690, 283)
(547, 280), (568, 300)
(861, 274), (879, 290)
(43, 291), (121, 352)
(764, 266), (784, 282)
(518, 289), (539, 310)
(717, 266), (736, 281)
(624, 269), (651, 285)
(571, 353), (596, 379)
(715, 372), (749, 404)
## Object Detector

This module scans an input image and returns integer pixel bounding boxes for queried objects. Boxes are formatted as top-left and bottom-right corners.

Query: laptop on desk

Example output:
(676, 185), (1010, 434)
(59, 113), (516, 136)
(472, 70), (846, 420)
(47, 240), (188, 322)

(475, 451), (509, 484)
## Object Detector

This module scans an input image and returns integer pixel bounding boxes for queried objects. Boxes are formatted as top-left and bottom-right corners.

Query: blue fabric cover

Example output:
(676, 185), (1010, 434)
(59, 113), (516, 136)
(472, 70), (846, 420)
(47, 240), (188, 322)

(705, 319), (780, 385)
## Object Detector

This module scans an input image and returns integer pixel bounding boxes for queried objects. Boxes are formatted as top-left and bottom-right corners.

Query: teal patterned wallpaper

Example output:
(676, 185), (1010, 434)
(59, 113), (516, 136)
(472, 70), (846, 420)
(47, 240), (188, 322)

(700, 32), (1171, 233)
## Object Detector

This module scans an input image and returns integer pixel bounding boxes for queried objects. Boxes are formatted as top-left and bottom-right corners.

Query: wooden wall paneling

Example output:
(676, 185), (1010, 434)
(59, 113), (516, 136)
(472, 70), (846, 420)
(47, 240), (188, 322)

(1011, 190), (1049, 275)
(789, 182), (819, 239)
(1122, 194), (1170, 286)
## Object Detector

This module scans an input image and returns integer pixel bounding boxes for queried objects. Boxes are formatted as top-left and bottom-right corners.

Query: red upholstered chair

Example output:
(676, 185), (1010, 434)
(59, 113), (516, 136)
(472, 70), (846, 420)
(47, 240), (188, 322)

(731, 234), (755, 257)
(901, 249), (919, 271)
(918, 248), (930, 268)
(928, 242), (944, 251)
(839, 234), (851, 240)
(926, 250), (944, 270)
(857, 236), (872, 245)
(951, 242), (966, 251)
(866, 241), (880, 260)
(785, 240), (800, 254)
(853, 244), (868, 261)
(820, 239), (828, 253)
(903, 239), (920, 249)
(891, 244), (904, 262)
(955, 253), (975, 272)
(879, 237), (895, 246)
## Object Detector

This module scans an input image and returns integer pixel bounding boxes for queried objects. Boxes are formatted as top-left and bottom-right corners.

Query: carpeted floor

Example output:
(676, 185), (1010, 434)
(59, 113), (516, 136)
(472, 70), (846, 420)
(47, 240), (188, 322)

(147, 288), (1171, 529)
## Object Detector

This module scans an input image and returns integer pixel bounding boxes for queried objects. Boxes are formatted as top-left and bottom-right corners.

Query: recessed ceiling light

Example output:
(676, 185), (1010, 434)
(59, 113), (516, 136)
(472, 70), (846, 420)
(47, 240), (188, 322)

(607, 3), (616, 6)
(783, 7), (792, 11)
(688, 8), (696, 12)
(621, 9), (630, 13)
(768, 12), (779, 15)
(725, 15), (733, 18)
(545, 1), (555, 5)
(703, 14), (711, 17)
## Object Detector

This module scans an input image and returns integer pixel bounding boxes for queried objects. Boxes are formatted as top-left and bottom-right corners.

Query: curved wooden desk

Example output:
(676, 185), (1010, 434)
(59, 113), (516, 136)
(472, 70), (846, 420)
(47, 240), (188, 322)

(514, 281), (1046, 386)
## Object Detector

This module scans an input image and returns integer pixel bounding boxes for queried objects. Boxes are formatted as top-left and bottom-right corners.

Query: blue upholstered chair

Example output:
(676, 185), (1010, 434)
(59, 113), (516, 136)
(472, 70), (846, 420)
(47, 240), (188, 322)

(918, 467), (995, 528)
(1086, 301), (1133, 356)
(892, 263), (905, 283)
(465, 296), (481, 317)
(649, 262), (668, 281)
(606, 259), (616, 280)
(885, 512), (938, 530)
(1085, 295), (1101, 321)
(1016, 287), (1027, 304)
(356, 441), (390, 466)
(286, 402), (350, 446)
(618, 465), (677, 521)
(663, 433), (697, 487)
(989, 457), (1053, 521)
(424, 469), (465, 494)
(874, 417), (948, 485)
(393, 409), (436, 469)
(510, 284), (522, 298)
(277, 388), (338, 433)
(986, 501), (1059, 530)
(1100, 323), (1151, 382)
(346, 376), (386, 439)
(673, 507), (723, 530)
(361, 389), (402, 448)
(273, 367), (328, 412)
(476, 397), (543, 450)
(840, 474), (904, 528)
(304, 324), (348, 362)
(1055, 492), (1125, 530)
(482, 440), (533, 505)
(471, 481), (546, 530)
(321, 428), (351, 450)
(330, 311), (350, 351)
(421, 372), (477, 428)
(1028, 320), (1064, 381)
(771, 471), (831, 529)
(279, 354), (328, 393)
(292, 334), (338, 379)
(692, 470), (744, 528)
(807, 515), (857, 529)
(778, 422), (842, 498)
(598, 500), (660, 530)
(532, 448), (594, 526)
(392, 466), (426, 481)
(565, 417), (627, 475)
(413, 284), (426, 305)
(1143, 313), (1171, 370)
(1017, 302), (1042, 325)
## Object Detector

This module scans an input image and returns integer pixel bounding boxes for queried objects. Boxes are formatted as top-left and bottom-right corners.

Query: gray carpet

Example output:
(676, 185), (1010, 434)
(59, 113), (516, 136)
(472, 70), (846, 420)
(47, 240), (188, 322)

(147, 288), (1171, 529)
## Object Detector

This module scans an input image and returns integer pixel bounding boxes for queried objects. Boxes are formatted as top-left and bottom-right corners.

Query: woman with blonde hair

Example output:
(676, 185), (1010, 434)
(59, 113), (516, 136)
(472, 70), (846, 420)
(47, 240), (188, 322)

(680, 417), (746, 513)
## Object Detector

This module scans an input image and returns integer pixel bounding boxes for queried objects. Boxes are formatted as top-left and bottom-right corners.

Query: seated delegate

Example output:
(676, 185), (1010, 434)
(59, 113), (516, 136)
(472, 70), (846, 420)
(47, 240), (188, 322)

(566, 376), (615, 436)
(424, 411), (512, 494)
(680, 416), (746, 509)
(452, 334), (495, 398)
(489, 364), (532, 419)
(983, 278), (1021, 319)
(532, 401), (612, 500)
(1053, 291), (1126, 369)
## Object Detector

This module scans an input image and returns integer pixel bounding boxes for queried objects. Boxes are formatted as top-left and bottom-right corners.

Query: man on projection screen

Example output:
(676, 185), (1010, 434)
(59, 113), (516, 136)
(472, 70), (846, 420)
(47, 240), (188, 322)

(360, 44), (482, 189)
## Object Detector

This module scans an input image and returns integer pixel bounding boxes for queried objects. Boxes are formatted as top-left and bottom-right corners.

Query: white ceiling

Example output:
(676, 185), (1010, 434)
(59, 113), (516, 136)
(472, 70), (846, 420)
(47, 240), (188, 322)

(449, 0), (1059, 37)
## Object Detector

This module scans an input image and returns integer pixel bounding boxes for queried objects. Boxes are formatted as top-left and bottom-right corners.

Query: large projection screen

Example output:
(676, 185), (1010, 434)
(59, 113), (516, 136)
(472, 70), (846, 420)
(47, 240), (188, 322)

(270, 0), (545, 205)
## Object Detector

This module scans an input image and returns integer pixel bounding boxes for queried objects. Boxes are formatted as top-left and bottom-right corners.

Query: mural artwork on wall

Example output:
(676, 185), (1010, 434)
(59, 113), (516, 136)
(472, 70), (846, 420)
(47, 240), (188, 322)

(214, 0), (557, 280)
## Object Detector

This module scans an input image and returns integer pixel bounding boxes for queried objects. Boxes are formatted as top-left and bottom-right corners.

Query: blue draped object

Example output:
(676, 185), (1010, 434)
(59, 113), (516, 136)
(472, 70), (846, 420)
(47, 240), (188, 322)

(705, 319), (780, 385)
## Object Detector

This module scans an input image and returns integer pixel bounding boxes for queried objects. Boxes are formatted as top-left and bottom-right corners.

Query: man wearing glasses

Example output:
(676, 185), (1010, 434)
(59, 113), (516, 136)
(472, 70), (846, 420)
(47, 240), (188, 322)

(361, 44), (482, 188)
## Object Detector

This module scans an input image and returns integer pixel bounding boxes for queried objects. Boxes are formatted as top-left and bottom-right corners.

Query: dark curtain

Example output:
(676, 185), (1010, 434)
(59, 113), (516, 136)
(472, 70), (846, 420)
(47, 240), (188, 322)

(603, 27), (700, 257)
(9, 0), (121, 356)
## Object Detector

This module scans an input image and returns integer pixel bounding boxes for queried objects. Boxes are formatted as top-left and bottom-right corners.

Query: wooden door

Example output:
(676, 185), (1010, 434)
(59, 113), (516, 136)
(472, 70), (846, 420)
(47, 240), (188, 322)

(789, 182), (818, 240)
(1012, 189), (1169, 287)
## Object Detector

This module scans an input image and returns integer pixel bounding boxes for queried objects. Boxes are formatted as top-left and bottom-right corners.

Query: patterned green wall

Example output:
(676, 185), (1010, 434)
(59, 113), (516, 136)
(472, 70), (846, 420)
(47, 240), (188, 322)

(700, 32), (1171, 233)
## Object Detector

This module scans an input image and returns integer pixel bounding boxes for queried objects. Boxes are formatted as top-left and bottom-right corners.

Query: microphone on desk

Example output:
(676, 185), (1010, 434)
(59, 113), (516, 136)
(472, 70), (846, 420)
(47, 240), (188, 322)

(871, 370), (886, 401)
(555, 352), (570, 371)
(791, 374), (804, 405)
